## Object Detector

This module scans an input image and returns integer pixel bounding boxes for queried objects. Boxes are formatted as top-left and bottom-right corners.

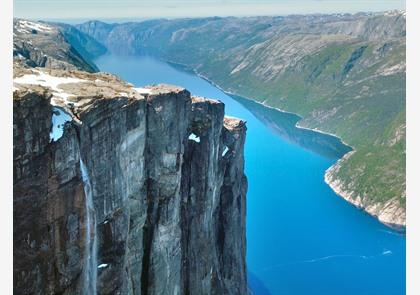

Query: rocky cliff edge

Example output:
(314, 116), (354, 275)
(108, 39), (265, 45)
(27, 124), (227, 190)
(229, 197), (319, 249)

(13, 63), (248, 295)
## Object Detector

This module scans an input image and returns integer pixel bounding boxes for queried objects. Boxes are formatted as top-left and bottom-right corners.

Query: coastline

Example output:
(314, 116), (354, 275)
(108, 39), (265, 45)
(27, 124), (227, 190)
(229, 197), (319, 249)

(160, 58), (406, 231)
(325, 153), (406, 231)
(165, 59), (352, 149)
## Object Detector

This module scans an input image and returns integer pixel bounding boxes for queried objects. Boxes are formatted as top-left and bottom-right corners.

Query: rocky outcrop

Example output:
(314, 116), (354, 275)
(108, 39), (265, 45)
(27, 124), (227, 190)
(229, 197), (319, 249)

(13, 19), (99, 72)
(13, 65), (247, 294)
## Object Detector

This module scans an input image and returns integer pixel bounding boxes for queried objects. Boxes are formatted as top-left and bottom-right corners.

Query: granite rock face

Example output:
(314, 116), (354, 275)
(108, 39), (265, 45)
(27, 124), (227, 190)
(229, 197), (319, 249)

(13, 67), (247, 294)
(14, 89), (87, 294)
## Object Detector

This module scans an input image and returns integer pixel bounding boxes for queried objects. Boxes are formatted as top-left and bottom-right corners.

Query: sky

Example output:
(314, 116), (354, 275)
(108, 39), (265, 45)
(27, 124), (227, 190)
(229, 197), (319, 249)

(14, 0), (406, 21)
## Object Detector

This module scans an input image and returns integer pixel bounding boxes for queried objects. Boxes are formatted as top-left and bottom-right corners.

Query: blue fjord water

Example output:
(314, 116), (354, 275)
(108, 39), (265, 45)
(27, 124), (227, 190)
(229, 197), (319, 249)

(94, 55), (405, 295)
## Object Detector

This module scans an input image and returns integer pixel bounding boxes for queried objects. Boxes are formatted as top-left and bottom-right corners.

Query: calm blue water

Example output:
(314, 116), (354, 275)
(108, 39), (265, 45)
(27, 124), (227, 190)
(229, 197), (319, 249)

(94, 55), (406, 295)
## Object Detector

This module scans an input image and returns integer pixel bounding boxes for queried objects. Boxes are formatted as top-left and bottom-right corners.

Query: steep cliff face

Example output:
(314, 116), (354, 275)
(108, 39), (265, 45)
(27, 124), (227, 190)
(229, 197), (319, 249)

(13, 65), (247, 294)
(14, 88), (87, 294)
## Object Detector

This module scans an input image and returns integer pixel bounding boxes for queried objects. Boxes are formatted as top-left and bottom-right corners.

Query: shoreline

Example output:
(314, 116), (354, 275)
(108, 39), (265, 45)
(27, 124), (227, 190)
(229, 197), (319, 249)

(165, 58), (353, 149)
(325, 155), (406, 232)
(150, 57), (405, 231)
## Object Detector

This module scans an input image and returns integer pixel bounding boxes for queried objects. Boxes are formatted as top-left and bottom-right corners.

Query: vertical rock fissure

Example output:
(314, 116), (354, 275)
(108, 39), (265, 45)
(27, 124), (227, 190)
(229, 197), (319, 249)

(140, 97), (153, 295)
(140, 183), (166, 295)
(140, 178), (154, 295)
(79, 157), (98, 295)
(180, 143), (193, 295)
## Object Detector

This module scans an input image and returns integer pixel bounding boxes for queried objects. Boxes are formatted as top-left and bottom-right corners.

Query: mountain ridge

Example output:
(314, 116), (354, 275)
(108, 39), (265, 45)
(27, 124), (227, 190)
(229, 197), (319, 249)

(73, 11), (406, 228)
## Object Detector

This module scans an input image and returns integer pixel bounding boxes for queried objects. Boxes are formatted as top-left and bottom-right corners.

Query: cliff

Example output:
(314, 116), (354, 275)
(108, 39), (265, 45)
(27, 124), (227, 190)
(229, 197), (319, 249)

(13, 63), (247, 294)
(75, 12), (406, 228)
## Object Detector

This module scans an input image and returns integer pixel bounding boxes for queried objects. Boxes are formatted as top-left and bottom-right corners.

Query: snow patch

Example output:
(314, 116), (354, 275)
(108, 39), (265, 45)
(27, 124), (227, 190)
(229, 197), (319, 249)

(13, 71), (86, 105)
(222, 146), (229, 157)
(18, 20), (53, 32)
(97, 264), (108, 269)
(188, 133), (200, 143)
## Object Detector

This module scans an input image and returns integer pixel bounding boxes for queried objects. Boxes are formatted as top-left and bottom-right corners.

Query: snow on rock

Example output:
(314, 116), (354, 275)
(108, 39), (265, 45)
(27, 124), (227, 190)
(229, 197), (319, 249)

(14, 71), (86, 105)
(17, 20), (53, 33)
(222, 146), (229, 157)
(188, 133), (200, 143)
(98, 264), (108, 269)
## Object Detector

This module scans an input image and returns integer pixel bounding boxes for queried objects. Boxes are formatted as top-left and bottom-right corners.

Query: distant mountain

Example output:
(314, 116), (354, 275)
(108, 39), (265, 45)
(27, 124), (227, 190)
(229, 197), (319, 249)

(75, 11), (406, 228)
(54, 22), (108, 62)
(13, 19), (104, 72)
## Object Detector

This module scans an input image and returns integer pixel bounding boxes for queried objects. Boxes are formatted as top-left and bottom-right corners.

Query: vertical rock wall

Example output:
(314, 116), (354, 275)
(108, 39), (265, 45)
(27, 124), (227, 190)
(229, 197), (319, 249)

(14, 90), (87, 294)
(180, 97), (248, 295)
(13, 84), (247, 295)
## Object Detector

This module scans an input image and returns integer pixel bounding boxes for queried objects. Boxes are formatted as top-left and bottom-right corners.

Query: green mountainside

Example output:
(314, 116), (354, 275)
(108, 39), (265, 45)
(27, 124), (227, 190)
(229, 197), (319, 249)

(74, 11), (406, 227)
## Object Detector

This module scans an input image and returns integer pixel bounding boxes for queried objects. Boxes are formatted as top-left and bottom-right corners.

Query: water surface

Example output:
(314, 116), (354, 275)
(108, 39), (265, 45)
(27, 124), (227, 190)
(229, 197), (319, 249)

(95, 54), (405, 295)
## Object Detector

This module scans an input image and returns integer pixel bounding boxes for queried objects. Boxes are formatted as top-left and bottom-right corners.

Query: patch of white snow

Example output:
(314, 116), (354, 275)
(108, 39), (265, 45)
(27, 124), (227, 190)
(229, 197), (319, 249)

(13, 71), (86, 105)
(188, 133), (200, 143)
(18, 20), (53, 32)
(222, 146), (229, 157)
(98, 264), (108, 269)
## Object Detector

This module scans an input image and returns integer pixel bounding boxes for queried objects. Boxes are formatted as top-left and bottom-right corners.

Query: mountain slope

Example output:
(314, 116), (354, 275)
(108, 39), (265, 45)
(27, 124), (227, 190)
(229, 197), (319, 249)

(55, 22), (108, 62)
(76, 11), (406, 228)
(13, 19), (100, 72)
